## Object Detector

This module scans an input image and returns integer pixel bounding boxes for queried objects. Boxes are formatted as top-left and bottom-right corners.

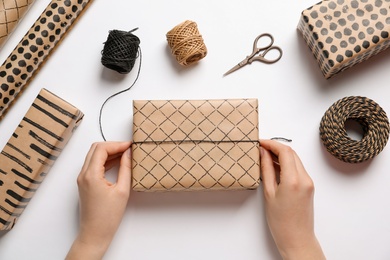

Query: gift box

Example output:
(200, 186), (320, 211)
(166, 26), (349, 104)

(132, 99), (260, 192)
(298, 0), (390, 79)
(0, 88), (83, 230)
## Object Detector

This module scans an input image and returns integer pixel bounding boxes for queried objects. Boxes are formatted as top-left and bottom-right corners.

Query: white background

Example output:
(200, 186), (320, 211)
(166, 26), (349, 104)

(1, 0), (390, 259)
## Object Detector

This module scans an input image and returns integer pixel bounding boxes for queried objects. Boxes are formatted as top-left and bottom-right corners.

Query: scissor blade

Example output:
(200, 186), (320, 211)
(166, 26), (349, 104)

(223, 64), (242, 77)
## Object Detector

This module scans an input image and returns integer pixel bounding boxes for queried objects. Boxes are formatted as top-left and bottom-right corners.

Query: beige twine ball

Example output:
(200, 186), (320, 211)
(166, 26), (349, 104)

(166, 20), (207, 66)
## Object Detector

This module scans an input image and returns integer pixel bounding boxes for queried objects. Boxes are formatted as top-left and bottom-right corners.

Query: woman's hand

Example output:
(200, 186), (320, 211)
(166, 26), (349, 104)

(260, 139), (325, 260)
(66, 141), (132, 260)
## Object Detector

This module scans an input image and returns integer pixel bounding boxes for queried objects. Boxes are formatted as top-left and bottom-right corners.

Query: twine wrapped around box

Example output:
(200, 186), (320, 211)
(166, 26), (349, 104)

(131, 99), (260, 192)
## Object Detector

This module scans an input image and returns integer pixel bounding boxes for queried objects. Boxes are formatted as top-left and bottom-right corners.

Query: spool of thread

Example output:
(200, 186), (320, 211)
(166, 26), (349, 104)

(99, 28), (142, 141)
(166, 20), (207, 66)
(0, 0), (93, 121)
(101, 28), (140, 74)
(320, 96), (390, 163)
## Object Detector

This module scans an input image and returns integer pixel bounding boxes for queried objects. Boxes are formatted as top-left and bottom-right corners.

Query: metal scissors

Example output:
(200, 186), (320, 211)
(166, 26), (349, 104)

(223, 33), (283, 77)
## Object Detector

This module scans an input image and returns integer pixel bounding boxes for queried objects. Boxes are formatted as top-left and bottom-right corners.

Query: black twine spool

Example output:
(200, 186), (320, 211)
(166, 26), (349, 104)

(99, 28), (142, 141)
(320, 96), (390, 163)
(101, 28), (141, 74)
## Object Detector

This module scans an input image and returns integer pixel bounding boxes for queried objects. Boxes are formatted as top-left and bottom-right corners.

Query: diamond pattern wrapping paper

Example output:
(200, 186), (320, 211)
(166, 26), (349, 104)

(0, 0), (36, 48)
(132, 99), (260, 192)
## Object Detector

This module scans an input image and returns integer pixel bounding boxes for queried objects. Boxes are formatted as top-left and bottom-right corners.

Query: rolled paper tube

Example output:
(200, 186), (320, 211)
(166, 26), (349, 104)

(0, 0), (36, 49)
(0, 0), (93, 120)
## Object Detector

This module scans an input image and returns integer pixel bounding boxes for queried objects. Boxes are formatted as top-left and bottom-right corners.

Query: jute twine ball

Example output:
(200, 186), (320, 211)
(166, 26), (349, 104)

(166, 20), (207, 66)
(320, 96), (390, 163)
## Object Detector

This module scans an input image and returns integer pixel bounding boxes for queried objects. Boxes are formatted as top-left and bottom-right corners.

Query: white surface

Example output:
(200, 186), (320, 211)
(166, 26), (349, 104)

(1, 0), (390, 259)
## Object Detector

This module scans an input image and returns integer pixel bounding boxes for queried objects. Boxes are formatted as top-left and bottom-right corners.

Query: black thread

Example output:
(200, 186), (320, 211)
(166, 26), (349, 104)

(270, 137), (292, 142)
(132, 140), (259, 145)
(133, 138), (291, 145)
(101, 28), (141, 74)
(99, 28), (142, 141)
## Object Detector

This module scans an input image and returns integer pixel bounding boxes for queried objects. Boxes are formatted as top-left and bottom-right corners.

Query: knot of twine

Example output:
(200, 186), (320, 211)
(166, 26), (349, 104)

(320, 96), (390, 163)
(166, 20), (207, 66)
(101, 28), (140, 74)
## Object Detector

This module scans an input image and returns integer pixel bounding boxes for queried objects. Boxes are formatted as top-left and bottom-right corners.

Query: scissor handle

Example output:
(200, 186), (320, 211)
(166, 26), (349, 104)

(253, 33), (274, 53)
(250, 45), (283, 64)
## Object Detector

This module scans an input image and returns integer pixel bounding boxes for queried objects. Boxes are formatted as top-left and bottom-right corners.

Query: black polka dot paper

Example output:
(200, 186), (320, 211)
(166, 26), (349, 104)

(298, 0), (390, 79)
(0, 0), (92, 120)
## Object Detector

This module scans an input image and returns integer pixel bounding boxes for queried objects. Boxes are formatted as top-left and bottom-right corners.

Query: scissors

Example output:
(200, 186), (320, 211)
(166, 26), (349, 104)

(223, 33), (283, 77)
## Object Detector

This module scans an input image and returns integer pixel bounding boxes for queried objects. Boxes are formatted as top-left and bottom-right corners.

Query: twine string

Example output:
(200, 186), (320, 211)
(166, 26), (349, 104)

(132, 140), (259, 145)
(99, 28), (142, 141)
(101, 28), (140, 74)
(320, 96), (390, 163)
(134, 137), (292, 145)
(166, 20), (207, 66)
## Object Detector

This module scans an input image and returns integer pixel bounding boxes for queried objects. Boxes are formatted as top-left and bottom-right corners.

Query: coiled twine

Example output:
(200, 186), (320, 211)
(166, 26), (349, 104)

(101, 29), (140, 74)
(166, 20), (207, 66)
(320, 96), (389, 163)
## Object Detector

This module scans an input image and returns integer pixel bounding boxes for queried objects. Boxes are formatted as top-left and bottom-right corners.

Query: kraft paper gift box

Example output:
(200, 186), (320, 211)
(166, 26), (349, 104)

(131, 99), (260, 192)
(0, 88), (83, 230)
(298, 0), (390, 79)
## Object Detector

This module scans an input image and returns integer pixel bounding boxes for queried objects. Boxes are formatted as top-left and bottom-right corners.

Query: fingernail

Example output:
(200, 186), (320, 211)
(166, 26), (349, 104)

(126, 148), (131, 158)
(259, 147), (264, 156)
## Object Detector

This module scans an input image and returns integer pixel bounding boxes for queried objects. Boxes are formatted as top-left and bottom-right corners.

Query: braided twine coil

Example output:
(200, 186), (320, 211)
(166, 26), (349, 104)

(166, 20), (207, 66)
(320, 96), (390, 163)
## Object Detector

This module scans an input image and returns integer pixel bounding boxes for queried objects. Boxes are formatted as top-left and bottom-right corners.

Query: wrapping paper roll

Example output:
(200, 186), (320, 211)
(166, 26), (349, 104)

(0, 0), (93, 120)
(0, 0), (36, 49)
(0, 88), (83, 230)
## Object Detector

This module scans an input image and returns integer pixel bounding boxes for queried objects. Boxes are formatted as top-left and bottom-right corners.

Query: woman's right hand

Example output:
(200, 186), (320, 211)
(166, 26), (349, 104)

(66, 141), (132, 260)
(260, 139), (325, 260)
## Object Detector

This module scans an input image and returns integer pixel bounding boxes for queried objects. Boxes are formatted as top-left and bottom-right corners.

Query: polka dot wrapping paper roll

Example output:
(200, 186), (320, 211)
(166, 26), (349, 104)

(297, 0), (390, 79)
(0, 0), (94, 121)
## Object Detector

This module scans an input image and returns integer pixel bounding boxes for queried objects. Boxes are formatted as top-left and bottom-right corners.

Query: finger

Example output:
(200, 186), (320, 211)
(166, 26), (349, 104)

(104, 156), (122, 171)
(80, 142), (122, 173)
(260, 147), (277, 196)
(260, 139), (298, 180)
(293, 152), (306, 173)
(80, 143), (98, 174)
(116, 147), (132, 193)
(107, 152), (123, 161)
(292, 152), (313, 184)
(88, 142), (131, 172)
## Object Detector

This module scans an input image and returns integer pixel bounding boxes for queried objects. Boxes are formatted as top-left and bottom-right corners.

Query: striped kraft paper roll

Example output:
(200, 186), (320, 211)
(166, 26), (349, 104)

(0, 88), (83, 230)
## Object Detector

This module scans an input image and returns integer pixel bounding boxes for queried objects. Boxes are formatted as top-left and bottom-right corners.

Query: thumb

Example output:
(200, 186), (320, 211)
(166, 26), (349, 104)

(117, 148), (132, 192)
(260, 147), (277, 196)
